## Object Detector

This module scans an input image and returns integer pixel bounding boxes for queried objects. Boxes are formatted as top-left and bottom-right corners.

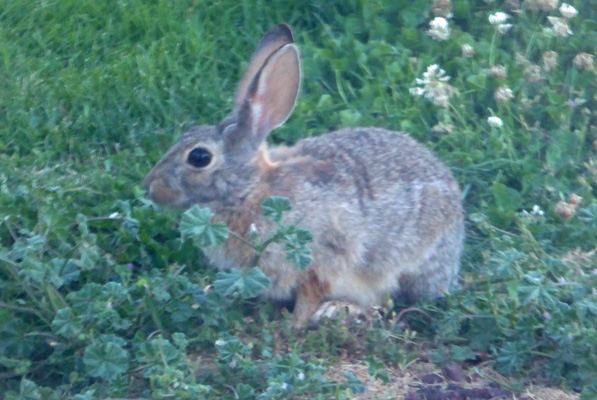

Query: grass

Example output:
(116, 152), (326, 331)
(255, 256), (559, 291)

(1, 0), (596, 398)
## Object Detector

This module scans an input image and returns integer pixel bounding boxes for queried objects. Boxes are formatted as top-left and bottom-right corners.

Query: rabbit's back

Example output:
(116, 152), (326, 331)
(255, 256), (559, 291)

(281, 127), (457, 193)
(262, 128), (463, 305)
(270, 128), (462, 232)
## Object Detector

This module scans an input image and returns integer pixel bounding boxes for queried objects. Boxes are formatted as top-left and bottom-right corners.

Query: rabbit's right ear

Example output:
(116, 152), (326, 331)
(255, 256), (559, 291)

(235, 44), (301, 148)
(233, 24), (294, 110)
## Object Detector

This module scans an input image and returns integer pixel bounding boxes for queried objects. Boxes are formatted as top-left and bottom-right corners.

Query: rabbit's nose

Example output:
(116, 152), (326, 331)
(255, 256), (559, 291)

(143, 171), (163, 202)
(144, 174), (183, 207)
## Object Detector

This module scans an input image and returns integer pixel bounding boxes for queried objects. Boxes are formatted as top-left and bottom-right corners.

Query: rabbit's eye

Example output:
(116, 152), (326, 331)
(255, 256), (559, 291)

(187, 147), (212, 168)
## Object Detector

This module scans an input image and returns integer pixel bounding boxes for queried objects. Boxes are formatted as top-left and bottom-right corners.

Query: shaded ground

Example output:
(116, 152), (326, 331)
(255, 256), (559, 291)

(321, 356), (579, 400)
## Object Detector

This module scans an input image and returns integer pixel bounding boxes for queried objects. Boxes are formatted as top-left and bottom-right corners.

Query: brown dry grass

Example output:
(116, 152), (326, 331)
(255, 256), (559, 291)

(312, 355), (580, 400)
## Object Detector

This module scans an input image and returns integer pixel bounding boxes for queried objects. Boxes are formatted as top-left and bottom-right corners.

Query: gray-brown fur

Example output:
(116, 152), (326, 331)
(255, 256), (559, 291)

(144, 24), (464, 328)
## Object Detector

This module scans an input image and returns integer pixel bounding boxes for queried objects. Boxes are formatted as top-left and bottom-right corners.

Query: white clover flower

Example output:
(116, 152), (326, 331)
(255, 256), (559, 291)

(487, 116), (503, 128)
(427, 17), (450, 40)
(489, 65), (508, 78)
(573, 53), (594, 71)
(431, 17), (448, 30)
(489, 12), (509, 25)
(547, 16), (573, 37)
(498, 24), (513, 34)
(417, 64), (451, 85)
(461, 44), (475, 58)
(531, 205), (545, 216)
(410, 64), (455, 108)
(522, 204), (545, 218)
(495, 86), (514, 103)
(559, 3), (578, 18)
(409, 87), (426, 96)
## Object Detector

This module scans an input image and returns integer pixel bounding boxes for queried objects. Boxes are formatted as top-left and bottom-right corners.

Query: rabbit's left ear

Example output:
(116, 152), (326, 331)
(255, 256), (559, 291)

(239, 43), (301, 147)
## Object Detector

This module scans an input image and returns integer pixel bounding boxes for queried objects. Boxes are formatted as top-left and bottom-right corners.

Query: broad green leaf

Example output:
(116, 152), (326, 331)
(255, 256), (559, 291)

(491, 249), (524, 279)
(52, 308), (82, 339)
(345, 372), (367, 392)
(282, 229), (313, 271)
(136, 337), (180, 364)
(72, 390), (96, 400)
(76, 242), (100, 270)
(235, 383), (256, 400)
(0, 319), (38, 358)
(213, 267), (270, 299)
(295, 229), (314, 245)
(83, 342), (129, 382)
(51, 259), (80, 287)
(214, 334), (251, 362)
(284, 243), (312, 271)
(172, 332), (189, 351)
(19, 257), (52, 285)
(8, 378), (45, 400)
(262, 197), (292, 223)
(450, 345), (476, 361)
(180, 205), (228, 247)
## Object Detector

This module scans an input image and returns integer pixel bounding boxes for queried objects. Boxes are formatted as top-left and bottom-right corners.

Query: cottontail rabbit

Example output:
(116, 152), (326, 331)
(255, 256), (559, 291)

(144, 24), (464, 328)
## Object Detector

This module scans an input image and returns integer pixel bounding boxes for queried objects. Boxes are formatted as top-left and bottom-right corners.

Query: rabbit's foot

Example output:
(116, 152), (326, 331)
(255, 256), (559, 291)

(311, 301), (372, 325)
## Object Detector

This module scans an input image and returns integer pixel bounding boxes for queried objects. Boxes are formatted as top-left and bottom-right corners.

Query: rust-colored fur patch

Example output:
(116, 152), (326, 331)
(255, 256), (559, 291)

(291, 269), (332, 327)
(211, 163), (275, 267)
(258, 146), (277, 173)
(297, 269), (331, 308)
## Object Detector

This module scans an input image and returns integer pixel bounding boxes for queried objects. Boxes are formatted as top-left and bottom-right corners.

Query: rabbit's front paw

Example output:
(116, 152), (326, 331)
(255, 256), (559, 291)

(312, 301), (375, 326)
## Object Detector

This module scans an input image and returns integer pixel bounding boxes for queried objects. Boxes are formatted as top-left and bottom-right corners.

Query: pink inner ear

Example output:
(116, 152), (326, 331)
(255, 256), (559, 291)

(249, 44), (301, 141)
(234, 24), (294, 110)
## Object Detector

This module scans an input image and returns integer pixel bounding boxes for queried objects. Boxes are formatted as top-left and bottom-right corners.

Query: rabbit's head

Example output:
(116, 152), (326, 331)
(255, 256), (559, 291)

(144, 24), (300, 210)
